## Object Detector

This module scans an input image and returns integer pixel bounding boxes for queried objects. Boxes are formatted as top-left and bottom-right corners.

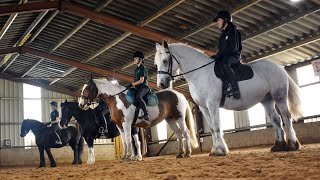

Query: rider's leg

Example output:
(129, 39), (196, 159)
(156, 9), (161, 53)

(135, 87), (150, 120)
(222, 58), (240, 99)
(52, 123), (62, 145)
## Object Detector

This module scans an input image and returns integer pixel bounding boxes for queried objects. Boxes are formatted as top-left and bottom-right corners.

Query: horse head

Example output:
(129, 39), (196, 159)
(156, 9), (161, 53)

(61, 100), (78, 126)
(155, 40), (178, 89)
(20, 119), (31, 137)
(79, 74), (98, 110)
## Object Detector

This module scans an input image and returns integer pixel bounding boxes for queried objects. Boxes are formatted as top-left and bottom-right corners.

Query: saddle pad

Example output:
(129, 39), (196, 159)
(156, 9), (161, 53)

(126, 88), (159, 106)
(214, 61), (254, 81)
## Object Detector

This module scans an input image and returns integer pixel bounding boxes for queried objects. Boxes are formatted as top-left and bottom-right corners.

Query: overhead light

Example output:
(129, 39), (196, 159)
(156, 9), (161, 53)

(47, 67), (65, 73)
(111, 80), (118, 84)
(290, 0), (302, 2)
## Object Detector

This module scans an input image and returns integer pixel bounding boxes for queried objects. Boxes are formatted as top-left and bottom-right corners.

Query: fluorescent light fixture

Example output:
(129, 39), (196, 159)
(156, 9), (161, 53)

(47, 67), (65, 73)
(290, 0), (302, 2)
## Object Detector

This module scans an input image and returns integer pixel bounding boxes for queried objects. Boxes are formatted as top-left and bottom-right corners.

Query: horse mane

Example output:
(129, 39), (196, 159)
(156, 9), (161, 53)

(93, 79), (126, 95)
(169, 43), (205, 55)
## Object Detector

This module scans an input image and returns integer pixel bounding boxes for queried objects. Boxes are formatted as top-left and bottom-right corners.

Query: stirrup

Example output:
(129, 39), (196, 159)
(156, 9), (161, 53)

(56, 140), (62, 145)
(138, 113), (150, 120)
(98, 127), (107, 133)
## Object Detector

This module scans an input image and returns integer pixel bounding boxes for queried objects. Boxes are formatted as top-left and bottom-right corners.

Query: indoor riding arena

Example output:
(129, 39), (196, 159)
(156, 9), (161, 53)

(1, 0), (320, 179)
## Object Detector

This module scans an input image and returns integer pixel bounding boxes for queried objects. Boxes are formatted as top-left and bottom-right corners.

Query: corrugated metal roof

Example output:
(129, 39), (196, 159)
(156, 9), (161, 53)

(0, 0), (319, 94)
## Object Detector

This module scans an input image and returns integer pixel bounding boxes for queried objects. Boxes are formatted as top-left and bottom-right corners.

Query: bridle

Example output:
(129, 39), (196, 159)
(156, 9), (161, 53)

(157, 50), (215, 80)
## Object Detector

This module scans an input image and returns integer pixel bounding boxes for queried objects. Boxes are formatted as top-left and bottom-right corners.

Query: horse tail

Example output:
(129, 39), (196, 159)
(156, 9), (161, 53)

(78, 137), (84, 156)
(288, 75), (303, 121)
(185, 101), (199, 148)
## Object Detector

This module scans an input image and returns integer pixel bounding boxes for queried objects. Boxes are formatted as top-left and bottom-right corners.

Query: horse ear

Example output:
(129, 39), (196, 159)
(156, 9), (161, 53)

(155, 43), (161, 51)
(163, 40), (169, 50)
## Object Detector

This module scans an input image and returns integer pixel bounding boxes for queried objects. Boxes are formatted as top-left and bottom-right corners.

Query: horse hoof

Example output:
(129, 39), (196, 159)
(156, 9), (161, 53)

(176, 154), (183, 159)
(184, 154), (191, 158)
(38, 165), (45, 168)
(209, 147), (228, 156)
(286, 139), (301, 151)
(271, 141), (287, 152)
(50, 163), (57, 167)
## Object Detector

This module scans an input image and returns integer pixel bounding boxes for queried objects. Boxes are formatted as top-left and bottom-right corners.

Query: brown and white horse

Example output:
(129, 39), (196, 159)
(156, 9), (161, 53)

(79, 78), (198, 160)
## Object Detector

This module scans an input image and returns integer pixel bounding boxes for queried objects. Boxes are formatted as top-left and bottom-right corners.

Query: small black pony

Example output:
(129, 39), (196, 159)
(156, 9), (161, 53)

(20, 119), (83, 167)
(60, 100), (121, 164)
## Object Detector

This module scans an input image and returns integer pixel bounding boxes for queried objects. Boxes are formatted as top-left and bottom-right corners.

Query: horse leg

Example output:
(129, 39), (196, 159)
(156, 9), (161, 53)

(70, 143), (78, 165)
(78, 138), (83, 164)
(45, 147), (56, 167)
(86, 138), (95, 164)
(166, 120), (183, 158)
(120, 131), (128, 160)
(38, 146), (45, 168)
(132, 133), (142, 161)
(207, 104), (229, 156)
(276, 100), (301, 151)
(199, 106), (217, 156)
(123, 122), (133, 160)
(261, 99), (287, 152)
(176, 117), (192, 158)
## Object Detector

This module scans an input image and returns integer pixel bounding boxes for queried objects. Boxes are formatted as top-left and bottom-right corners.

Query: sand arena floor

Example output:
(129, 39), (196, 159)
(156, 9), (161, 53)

(1, 143), (320, 180)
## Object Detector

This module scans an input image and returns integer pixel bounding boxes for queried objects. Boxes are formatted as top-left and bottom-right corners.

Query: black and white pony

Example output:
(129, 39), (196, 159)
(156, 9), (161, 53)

(20, 119), (83, 167)
(60, 101), (125, 164)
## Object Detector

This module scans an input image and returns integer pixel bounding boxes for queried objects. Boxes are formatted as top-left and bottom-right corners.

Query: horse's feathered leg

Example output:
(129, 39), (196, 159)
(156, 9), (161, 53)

(123, 121), (133, 160)
(132, 133), (142, 161)
(176, 117), (192, 157)
(261, 99), (287, 152)
(86, 137), (95, 164)
(119, 131), (127, 160)
(276, 100), (301, 151)
(166, 120), (183, 158)
(208, 104), (229, 156)
(44, 147), (56, 167)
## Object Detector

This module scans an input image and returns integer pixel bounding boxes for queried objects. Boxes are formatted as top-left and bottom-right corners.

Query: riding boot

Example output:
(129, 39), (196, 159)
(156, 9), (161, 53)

(223, 64), (240, 99)
(55, 132), (62, 145)
(139, 100), (150, 120)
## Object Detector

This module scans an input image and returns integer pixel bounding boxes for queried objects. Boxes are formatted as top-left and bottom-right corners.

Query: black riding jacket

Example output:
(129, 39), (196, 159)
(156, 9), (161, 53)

(214, 22), (242, 61)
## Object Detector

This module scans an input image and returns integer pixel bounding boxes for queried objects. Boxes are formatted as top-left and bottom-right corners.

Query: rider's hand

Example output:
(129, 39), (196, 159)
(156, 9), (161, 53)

(125, 83), (133, 89)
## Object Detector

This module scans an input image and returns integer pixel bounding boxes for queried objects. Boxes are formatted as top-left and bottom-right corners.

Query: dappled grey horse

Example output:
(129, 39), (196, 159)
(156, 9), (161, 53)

(155, 40), (303, 156)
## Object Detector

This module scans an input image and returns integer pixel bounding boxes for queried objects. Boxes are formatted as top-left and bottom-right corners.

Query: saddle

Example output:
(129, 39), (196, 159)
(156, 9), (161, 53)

(126, 88), (158, 106)
(214, 61), (254, 106)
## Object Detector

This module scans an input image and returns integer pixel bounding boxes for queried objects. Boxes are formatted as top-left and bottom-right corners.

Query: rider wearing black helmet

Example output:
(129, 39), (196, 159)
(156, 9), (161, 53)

(126, 51), (150, 121)
(212, 10), (242, 99)
(49, 101), (62, 145)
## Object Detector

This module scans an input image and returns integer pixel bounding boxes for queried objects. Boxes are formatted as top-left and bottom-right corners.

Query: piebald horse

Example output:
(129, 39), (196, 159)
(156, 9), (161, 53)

(79, 79), (199, 160)
(155, 40), (303, 156)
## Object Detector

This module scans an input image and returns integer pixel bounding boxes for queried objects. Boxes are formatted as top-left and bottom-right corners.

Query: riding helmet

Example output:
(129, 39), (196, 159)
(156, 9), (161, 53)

(213, 11), (232, 22)
(133, 51), (144, 59)
(50, 101), (57, 107)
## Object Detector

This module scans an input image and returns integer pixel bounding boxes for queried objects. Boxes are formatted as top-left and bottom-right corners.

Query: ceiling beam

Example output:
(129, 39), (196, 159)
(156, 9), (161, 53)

(0, 72), (79, 97)
(115, 0), (262, 72)
(49, 0), (186, 85)
(0, 47), (192, 98)
(242, 5), (320, 42)
(48, 0), (114, 85)
(0, 10), (48, 70)
(21, 10), (60, 77)
(178, 0), (262, 39)
(62, 2), (213, 56)
(243, 31), (320, 63)
(0, 0), (27, 39)
(0, 1), (59, 16)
